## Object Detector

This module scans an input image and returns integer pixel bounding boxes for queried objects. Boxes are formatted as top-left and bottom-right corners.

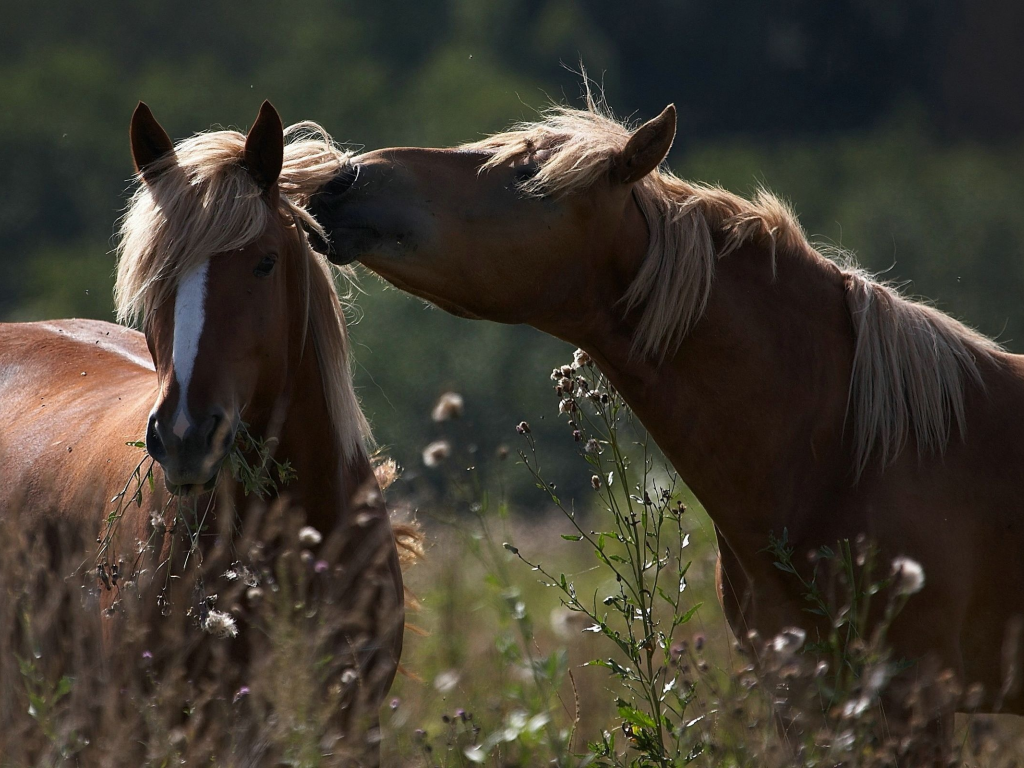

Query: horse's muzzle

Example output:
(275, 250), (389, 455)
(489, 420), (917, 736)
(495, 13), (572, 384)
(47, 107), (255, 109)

(147, 408), (236, 494)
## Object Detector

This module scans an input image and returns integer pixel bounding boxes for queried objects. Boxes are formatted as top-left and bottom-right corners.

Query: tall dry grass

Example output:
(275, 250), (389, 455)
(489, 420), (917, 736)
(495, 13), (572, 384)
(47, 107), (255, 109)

(5, 354), (1024, 766)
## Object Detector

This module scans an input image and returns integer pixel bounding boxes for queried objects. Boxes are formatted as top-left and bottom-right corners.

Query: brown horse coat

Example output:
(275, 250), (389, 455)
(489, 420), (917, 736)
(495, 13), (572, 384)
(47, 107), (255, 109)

(0, 102), (404, 766)
(305, 99), (1024, 742)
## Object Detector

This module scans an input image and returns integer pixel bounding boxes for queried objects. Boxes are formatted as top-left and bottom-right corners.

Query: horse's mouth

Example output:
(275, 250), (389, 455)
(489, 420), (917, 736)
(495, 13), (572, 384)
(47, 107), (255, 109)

(163, 453), (227, 496)
(165, 472), (220, 497)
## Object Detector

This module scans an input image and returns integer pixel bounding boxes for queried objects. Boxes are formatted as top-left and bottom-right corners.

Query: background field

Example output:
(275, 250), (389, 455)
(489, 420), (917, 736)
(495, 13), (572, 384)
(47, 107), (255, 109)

(3, 2), (1024, 764)
(4, 0), (1024, 493)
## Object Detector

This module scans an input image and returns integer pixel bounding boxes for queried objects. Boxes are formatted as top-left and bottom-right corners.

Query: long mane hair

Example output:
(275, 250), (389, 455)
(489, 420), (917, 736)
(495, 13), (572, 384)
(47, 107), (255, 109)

(465, 98), (1002, 476)
(115, 122), (371, 459)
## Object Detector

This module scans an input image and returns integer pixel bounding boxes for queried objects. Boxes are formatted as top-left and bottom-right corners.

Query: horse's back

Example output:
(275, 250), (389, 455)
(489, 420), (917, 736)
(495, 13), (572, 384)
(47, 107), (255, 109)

(0, 319), (158, 521)
(0, 318), (153, 376)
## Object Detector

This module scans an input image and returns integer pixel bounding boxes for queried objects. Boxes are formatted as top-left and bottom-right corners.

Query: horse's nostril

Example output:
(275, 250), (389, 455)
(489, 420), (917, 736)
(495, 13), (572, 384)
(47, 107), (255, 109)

(146, 416), (166, 461)
(204, 412), (223, 449)
(219, 424), (235, 452)
(304, 225), (333, 256)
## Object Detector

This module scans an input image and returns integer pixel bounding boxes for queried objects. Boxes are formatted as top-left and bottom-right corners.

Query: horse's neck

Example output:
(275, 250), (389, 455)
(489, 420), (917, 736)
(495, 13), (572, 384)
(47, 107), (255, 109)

(252, 334), (374, 533)
(585, 240), (857, 562)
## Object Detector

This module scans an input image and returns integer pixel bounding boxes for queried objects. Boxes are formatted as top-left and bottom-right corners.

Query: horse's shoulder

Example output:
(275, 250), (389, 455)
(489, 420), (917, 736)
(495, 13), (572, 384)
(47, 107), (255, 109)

(0, 319), (154, 373)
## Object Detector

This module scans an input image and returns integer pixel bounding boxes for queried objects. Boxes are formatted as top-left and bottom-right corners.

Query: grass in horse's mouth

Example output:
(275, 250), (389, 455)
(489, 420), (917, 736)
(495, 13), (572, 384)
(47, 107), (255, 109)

(166, 473), (219, 496)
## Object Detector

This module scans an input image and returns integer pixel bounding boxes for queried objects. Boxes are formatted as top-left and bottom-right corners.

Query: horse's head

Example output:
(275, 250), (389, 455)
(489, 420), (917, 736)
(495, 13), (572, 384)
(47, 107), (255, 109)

(306, 104), (676, 331)
(127, 102), (305, 493)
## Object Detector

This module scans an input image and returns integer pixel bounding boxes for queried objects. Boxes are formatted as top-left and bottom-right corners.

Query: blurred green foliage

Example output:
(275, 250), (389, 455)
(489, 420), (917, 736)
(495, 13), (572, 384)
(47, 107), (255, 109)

(2, 0), (1023, 502)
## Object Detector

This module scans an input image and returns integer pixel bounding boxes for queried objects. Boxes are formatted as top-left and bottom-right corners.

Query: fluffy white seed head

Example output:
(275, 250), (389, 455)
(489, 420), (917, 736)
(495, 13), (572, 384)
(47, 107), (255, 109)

(891, 556), (925, 596)
(298, 526), (323, 546)
(203, 609), (238, 639)
(422, 440), (452, 468)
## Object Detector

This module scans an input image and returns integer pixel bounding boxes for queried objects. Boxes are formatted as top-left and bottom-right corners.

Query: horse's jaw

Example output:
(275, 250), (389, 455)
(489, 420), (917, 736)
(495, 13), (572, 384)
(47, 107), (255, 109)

(164, 471), (220, 497)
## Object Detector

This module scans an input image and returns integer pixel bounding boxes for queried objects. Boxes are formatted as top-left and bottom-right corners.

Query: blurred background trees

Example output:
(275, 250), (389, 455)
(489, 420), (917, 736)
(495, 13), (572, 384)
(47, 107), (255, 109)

(2, 0), (1022, 500)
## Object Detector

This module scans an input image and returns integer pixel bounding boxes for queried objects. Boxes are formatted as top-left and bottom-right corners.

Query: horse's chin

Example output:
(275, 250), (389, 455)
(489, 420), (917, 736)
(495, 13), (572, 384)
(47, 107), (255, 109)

(430, 298), (481, 320)
(362, 265), (483, 320)
(165, 471), (220, 496)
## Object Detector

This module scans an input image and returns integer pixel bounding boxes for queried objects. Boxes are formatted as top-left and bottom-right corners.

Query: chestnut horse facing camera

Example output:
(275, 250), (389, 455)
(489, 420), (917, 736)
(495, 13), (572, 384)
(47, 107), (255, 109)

(0, 101), (404, 765)
(308, 98), (1024, 753)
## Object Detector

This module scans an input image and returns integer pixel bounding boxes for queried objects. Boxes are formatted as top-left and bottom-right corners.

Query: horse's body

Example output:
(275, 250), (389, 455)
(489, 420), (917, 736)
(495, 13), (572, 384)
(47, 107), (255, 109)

(611, 241), (1024, 717)
(0, 320), (157, 526)
(0, 103), (404, 766)
(305, 97), (1024, 750)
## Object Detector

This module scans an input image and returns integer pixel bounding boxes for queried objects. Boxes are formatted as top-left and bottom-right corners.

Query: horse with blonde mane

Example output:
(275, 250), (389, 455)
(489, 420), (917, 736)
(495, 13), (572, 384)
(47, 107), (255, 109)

(306, 96), (1024, 758)
(0, 101), (404, 765)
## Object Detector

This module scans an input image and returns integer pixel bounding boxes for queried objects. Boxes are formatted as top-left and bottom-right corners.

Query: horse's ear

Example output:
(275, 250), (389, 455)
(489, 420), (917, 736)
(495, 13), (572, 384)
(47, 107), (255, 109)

(244, 100), (284, 195)
(130, 102), (175, 182)
(610, 104), (676, 185)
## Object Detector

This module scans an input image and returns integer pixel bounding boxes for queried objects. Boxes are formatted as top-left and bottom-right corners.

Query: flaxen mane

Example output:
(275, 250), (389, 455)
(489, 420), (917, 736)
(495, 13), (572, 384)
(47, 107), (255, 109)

(466, 102), (1002, 475)
(115, 122), (371, 459)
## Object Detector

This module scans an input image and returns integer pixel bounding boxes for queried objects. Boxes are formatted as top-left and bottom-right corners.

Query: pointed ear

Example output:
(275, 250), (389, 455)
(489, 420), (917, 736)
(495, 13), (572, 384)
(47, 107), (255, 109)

(244, 100), (284, 195)
(130, 102), (175, 182)
(610, 104), (676, 185)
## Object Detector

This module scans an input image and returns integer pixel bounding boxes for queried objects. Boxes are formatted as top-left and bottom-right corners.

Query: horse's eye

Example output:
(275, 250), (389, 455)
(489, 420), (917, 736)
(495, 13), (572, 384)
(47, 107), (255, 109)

(514, 161), (540, 183)
(253, 254), (277, 278)
(318, 165), (359, 199)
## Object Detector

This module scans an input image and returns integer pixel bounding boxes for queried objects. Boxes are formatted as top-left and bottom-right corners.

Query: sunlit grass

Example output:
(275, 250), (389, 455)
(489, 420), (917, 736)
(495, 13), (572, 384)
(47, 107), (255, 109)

(6, 353), (1024, 766)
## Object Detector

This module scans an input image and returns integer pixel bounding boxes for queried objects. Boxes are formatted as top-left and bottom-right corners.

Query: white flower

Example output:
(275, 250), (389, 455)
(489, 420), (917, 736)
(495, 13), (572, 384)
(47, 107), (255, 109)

(422, 440), (451, 468)
(864, 663), (891, 696)
(584, 438), (602, 455)
(297, 526), (322, 546)
(833, 728), (856, 751)
(507, 710), (528, 731)
(433, 669), (460, 693)
(572, 348), (592, 368)
(203, 609), (238, 639)
(891, 556), (925, 596)
(769, 627), (806, 657)
(526, 713), (550, 733)
(841, 696), (870, 718)
(431, 391), (464, 422)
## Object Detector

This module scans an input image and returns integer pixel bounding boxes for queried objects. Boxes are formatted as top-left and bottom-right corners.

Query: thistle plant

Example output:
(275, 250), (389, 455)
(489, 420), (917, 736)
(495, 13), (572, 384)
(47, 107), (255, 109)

(89, 421), (297, 633)
(400, 390), (575, 767)
(228, 422), (297, 498)
(497, 351), (950, 767)
(507, 349), (706, 767)
(761, 532), (944, 765)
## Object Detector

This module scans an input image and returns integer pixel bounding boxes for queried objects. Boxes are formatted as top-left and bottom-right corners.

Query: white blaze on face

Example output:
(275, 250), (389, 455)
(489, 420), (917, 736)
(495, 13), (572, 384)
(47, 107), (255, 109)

(171, 260), (210, 438)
